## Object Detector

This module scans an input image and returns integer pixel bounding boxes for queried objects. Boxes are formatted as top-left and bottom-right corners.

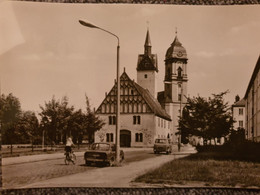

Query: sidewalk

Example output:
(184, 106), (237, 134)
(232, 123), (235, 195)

(21, 145), (196, 188)
(2, 147), (154, 166)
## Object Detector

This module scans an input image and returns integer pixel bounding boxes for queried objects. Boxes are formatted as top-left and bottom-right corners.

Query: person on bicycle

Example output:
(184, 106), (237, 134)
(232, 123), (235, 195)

(65, 137), (75, 163)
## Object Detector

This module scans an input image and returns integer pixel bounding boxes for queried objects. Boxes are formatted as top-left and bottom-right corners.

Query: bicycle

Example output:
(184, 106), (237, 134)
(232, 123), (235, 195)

(64, 151), (76, 165)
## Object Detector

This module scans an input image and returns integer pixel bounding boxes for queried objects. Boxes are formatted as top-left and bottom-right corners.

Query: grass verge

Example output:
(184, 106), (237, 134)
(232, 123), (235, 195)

(134, 152), (260, 188)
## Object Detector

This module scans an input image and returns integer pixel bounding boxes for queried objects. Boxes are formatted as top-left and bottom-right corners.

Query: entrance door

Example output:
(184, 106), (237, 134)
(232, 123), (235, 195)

(120, 130), (131, 147)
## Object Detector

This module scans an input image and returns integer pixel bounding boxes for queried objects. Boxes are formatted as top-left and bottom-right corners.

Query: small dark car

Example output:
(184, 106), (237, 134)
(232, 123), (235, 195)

(153, 138), (172, 154)
(84, 143), (124, 166)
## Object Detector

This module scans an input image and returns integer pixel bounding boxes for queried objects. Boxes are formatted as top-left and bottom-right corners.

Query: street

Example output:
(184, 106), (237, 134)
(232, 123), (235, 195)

(2, 149), (156, 189)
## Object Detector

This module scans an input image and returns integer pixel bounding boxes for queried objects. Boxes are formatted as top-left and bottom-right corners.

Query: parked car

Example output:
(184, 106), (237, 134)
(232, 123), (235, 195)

(84, 143), (124, 166)
(153, 138), (172, 154)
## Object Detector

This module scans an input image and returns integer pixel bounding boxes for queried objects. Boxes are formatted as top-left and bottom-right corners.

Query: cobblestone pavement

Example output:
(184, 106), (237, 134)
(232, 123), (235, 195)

(2, 187), (260, 194)
(2, 150), (154, 189)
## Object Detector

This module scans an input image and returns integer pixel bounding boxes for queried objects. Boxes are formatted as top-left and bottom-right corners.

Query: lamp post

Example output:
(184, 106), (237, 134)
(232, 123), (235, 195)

(79, 20), (121, 163)
(178, 80), (183, 152)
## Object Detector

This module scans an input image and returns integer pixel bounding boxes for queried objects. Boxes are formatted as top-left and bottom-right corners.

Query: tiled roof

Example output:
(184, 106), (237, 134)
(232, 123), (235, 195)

(232, 98), (246, 107)
(133, 82), (171, 121)
(244, 55), (260, 99)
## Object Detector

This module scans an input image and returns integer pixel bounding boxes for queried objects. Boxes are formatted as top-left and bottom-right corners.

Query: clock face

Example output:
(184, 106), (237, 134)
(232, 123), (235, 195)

(177, 51), (183, 57)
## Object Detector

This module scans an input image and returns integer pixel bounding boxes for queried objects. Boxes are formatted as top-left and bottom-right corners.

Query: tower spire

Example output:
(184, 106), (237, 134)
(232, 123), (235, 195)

(144, 25), (152, 55)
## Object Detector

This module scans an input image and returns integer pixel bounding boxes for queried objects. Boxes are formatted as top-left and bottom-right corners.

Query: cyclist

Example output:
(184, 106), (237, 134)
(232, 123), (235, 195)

(65, 137), (75, 164)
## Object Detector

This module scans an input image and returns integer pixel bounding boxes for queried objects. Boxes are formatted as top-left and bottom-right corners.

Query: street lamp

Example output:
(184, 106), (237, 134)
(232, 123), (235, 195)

(79, 20), (121, 164)
(178, 80), (183, 152)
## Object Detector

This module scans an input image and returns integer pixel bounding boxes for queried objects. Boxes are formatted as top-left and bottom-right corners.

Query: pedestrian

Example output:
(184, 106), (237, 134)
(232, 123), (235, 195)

(65, 137), (74, 154)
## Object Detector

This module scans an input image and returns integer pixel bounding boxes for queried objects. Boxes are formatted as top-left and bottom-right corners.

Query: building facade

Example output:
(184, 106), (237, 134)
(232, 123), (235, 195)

(232, 97), (246, 130)
(244, 56), (260, 142)
(95, 29), (188, 147)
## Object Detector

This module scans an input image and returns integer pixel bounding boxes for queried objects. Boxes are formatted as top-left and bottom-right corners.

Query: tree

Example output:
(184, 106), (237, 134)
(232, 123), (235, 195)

(69, 109), (85, 149)
(39, 96), (74, 146)
(179, 91), (234, 145)
(0, 93), (22, 153)
(84, 95), (105, 144)
(16, 111), (40, 151)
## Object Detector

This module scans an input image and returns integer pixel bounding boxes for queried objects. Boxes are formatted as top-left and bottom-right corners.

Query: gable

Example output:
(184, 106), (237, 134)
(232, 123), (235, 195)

(96, 71), (171, 121)
(96, 72), (153, 114)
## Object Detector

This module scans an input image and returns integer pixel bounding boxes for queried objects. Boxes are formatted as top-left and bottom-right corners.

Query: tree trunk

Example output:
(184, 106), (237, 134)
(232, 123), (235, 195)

(214, 138), (217, 145)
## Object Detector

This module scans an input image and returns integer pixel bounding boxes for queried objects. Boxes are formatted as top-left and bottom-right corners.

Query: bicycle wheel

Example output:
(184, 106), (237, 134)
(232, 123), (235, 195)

(71, 153), (76, 164)
(65, 155), (70, 165)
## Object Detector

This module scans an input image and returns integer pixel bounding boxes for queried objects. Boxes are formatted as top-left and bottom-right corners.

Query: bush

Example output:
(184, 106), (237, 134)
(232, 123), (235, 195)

(196, 141), (260, 162)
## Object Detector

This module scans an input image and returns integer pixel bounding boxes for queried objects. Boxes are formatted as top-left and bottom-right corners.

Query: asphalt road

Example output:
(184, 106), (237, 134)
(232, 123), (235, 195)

(2, 149), (155, 189)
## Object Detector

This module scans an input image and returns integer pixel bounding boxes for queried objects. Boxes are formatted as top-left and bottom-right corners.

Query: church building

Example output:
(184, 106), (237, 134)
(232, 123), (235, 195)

(95, 29), (188, 147)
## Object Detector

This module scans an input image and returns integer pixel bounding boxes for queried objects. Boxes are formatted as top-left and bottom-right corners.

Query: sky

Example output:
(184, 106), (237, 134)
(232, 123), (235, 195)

(0, 2), (260, 114)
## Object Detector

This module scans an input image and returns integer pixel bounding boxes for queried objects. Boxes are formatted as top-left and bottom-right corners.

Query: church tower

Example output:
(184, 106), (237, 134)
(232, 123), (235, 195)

(137, 29), (158, 98)
(160, 31), (188, 142)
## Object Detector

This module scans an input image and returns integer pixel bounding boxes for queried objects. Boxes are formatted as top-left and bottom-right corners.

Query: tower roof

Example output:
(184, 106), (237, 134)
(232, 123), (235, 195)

(144, 30), (152, 47)
(165, 35), (188, 61)
(137, 29), (158, 72)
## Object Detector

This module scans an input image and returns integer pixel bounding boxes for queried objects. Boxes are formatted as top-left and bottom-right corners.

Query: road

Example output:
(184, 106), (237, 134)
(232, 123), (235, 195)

(2, 149), (155, 189)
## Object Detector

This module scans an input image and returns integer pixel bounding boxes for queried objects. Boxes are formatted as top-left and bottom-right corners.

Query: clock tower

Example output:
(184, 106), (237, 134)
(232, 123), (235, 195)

(159, 32), (188, 142)
(137, 29), (158, 98)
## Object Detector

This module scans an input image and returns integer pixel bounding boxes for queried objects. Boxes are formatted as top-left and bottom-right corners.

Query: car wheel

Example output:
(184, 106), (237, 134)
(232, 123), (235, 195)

(85, 160), (91, 166)
(121, 155), (125, 163)
(109, 157), (115, 167)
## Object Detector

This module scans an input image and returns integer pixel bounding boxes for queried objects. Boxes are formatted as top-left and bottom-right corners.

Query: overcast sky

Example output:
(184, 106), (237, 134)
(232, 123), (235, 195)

(1, 2), (260, 114)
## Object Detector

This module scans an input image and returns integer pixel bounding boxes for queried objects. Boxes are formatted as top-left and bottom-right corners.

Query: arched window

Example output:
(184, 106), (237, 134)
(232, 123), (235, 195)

(142, 104), (146, 112)
(138, 103), (142, 113)
(129, 104), (132, 113)
(102, 104), (105, 113)
(111, 104), (114, 113)
(133, 103), (137, 113)
(124, 88), (128, 95)
(106, 104), (110, 113)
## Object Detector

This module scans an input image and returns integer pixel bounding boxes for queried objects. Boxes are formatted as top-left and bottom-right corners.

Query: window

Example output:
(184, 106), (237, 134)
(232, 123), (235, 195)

(144, 74), (147, 78)
(158, 118), (160, 127)
(239, 108), (243, 115)
(106, 133), (114, 142)
(178, 94), (181, 101)
(164, 120), (166, 128)
(135, 133), (143, 142)
(109, 116), (116, 125)
(137, 116), (141, 124)
(161, 119), (163, 127)
(133, 115), (141, 124)
(239, 120), (243, 128)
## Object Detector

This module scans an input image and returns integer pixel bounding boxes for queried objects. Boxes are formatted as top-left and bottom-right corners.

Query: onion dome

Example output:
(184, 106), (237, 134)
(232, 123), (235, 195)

(165, 36), (188, 61)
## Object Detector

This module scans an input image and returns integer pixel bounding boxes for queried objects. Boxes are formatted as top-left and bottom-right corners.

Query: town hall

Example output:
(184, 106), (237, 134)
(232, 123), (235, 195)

(94, 29), (188, 147)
